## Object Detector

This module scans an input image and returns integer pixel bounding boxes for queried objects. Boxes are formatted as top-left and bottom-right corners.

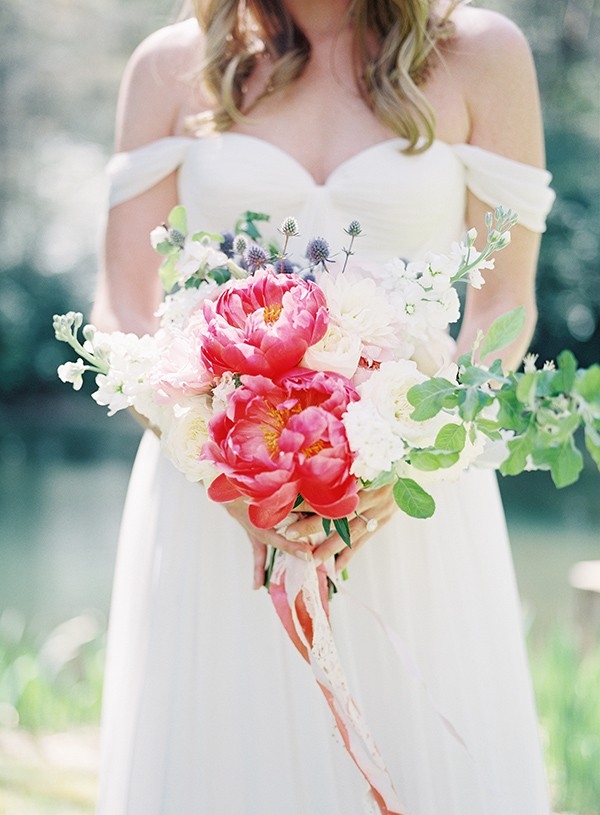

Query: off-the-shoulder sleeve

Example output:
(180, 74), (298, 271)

(106, 137), (194, 208)
(451, 144), (556, 233)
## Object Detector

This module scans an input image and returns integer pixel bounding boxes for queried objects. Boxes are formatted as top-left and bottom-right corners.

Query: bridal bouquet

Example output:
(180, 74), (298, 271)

(54, 208), (599, 815)
(54, 207), (599, 534)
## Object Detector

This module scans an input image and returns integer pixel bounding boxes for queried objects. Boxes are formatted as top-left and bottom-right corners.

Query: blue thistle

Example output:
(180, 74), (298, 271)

(245, 244), (269, 272)
(272, 257), (295, 275)
(219, 231), (235, 257)
(306, 237), (330, 266)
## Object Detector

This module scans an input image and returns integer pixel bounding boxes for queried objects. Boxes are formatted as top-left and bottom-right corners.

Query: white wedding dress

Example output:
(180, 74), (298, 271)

(98, 134), (555, 815)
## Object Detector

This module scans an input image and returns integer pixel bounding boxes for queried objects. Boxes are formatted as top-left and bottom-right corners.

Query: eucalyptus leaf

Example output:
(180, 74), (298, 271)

(191, 230), (224, 243)
(479, 306), (526, 361)
(393, 478), (436, 519)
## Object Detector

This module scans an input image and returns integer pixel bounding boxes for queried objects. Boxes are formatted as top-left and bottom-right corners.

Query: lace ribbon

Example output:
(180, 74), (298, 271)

(269, 552), (406, 815)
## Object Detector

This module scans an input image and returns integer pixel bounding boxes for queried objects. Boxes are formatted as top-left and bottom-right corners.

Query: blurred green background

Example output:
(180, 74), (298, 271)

(0, 0), (599, 812)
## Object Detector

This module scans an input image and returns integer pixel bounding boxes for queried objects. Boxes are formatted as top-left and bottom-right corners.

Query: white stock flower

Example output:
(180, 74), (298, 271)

(57, 359), (86, 390)
(302, 324), (362, 379)
(522, 353), (539, 373)
(160, 395), (217, 483)
(90, 332), (159, 420)
(418, 252), (457, 292)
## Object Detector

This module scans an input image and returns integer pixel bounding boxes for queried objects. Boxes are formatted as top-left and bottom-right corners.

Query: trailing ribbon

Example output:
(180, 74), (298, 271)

(269, 551), (406, 815)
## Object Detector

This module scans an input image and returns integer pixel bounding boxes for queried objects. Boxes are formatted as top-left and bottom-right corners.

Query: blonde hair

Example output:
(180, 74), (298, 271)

(191, 0), (461, 152)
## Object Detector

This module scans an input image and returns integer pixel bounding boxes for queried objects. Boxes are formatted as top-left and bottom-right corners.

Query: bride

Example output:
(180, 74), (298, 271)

(92, 1), (555, 813)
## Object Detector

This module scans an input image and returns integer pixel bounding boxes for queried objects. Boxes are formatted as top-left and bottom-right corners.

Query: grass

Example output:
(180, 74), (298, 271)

(0, 614), (598, 814)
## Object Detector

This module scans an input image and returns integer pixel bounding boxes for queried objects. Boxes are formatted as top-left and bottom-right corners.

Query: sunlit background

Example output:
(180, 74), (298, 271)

(0, 0), (599, 812)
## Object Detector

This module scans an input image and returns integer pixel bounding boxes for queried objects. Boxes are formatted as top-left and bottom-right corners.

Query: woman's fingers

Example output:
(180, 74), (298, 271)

(249, 535), (267, 590)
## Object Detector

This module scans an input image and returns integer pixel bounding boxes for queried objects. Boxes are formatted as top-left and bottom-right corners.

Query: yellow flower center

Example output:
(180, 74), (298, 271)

(262, 402), (301, 457)
(263, 303), (283, 324)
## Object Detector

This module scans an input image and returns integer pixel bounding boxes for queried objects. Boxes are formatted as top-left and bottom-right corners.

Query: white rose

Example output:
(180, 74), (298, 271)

(161, 396), (217, 484)
(301, 325), (362, 379)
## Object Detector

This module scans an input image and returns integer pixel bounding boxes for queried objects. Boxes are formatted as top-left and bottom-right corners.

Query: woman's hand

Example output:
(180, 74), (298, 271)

(224, 498), (314, 590)
(282, 485), (398, 573)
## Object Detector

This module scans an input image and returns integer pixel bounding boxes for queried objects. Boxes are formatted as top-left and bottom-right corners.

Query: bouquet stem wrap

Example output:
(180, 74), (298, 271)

(269, 552), (405, 815)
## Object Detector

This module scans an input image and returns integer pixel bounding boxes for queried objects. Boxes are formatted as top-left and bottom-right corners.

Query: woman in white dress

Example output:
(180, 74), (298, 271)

(92, 1), (555, 813)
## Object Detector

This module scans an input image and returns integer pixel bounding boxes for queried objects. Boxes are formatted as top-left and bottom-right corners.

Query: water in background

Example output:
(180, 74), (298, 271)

(1, 409), (598, 636)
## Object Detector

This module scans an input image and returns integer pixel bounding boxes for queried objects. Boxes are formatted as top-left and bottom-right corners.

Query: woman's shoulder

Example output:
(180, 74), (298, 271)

(444, 5), (534, 74)
(440, 6), (543, 164)
(115, 19), (207, 151)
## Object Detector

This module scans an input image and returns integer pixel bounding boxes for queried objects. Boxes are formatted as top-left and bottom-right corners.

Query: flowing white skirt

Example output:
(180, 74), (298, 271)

(96, 431), (550, 815)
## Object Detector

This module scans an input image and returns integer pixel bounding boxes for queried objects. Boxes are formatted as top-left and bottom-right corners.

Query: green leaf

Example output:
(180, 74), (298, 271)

(333, 517), (351, 548)
(409, 450), (460, 471)
(322, 517), (332, 537)
(550, 350), (578, 394)
(584, 426), (600, 469)
(531, 439), (584, 488)
(536, 412), (581, 446)
(168, 205), (188, 235)
(190, 230), (224, 244)
(516, 372), (537, 406)
(475, 418), (503, 441)
(479, 306), (526, 361)
(500, 428), (535, 476)
(434, 423), (466, 453)
(159, 255), (179, 292)
(393, 478), (436, 519)
(155, 239), (177, 256)
(363, 471), (396, 490)
(457, 387), (493, 422)
(407, 378), (458, 421)
(576, 365), (600, 403)
(495, 387), (529, 433)
(293, 494), (304, 509)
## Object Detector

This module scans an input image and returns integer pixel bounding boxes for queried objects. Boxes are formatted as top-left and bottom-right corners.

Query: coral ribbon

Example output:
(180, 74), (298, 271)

(269, 552), (405, 815)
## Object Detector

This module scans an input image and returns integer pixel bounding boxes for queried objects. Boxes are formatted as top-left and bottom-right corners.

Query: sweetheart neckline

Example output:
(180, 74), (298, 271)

(185, 132), (454, 188)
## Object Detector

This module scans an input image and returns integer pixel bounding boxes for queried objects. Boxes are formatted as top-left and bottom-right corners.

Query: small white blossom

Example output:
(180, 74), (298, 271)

(57, 359), (86, 390)
(150, 225), (169, 250)
(175, 238), (228, 283)
(523, 353), (538, 373)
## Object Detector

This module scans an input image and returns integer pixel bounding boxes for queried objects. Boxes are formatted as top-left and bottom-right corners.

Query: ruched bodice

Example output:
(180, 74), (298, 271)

(107, 134), (555, 262)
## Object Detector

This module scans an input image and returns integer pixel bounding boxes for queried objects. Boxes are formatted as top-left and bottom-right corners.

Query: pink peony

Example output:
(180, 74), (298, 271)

(201, 269), (329, 377)
(202, 368), (360, 528)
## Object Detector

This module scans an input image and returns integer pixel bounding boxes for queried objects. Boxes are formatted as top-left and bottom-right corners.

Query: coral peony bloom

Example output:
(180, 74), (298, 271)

(202, 369), (360, 528)
(201, 269), (329, 377)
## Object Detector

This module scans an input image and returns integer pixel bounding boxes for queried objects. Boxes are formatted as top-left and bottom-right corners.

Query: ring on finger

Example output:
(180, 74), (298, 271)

(356, 512), (378, 533)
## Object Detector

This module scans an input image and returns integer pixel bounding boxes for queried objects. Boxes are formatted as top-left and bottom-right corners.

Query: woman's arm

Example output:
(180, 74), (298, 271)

(91, 21), (204, 335)
(449, 9), (547, 370)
